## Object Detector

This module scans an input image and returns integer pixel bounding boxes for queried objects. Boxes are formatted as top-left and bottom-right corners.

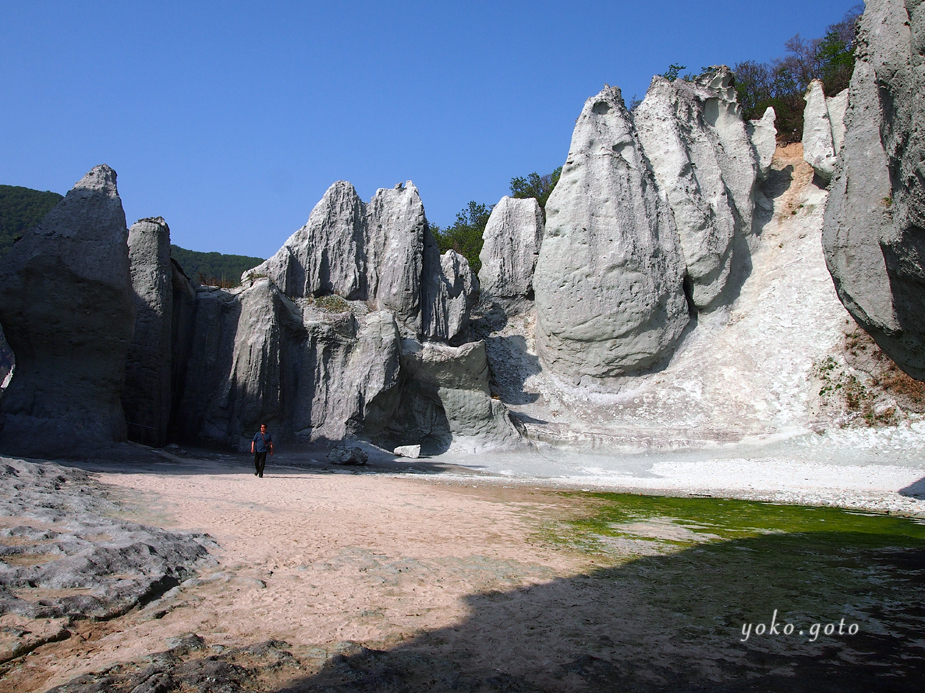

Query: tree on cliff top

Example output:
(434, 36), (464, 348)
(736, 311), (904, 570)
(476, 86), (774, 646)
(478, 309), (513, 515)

(433, 166), (562, 274)
(734, 4), (863, 142)
(510, 167), (562, 212)
(431, 200), (493, 275)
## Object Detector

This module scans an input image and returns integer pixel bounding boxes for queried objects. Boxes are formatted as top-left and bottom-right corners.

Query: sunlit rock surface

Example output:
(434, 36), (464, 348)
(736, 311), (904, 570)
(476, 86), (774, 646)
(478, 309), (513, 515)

(534, 86), (688, 382)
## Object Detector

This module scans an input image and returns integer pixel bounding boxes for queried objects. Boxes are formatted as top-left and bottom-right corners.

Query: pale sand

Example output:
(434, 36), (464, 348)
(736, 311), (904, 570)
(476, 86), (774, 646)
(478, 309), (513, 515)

(3, 460), (587, 691)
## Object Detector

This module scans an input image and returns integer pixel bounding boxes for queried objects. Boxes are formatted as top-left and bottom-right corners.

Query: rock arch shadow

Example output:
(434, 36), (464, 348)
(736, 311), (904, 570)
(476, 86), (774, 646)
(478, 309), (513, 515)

(260, 531), (925, 692)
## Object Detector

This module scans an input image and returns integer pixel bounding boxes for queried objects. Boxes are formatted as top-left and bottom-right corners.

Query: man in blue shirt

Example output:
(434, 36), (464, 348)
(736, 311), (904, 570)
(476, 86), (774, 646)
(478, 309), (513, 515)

(251, 423), (273, 478)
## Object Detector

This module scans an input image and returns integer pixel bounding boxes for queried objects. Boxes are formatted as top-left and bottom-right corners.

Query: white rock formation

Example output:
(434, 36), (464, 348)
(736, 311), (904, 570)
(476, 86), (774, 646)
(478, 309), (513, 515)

(534, 86), (689, 382)
(247, 181), (476, 344)
(748, 106), (778, 180)
(803, 80), (846, 181)
(481, 141), (861, 451)
(478, 196), (544, 306)
(634, 68), (761, 310)
(0, 165), (134, 456)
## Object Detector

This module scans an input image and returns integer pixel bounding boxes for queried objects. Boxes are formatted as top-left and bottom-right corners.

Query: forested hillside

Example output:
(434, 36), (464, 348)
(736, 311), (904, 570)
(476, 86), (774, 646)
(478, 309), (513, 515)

(169, 245), (263, 286)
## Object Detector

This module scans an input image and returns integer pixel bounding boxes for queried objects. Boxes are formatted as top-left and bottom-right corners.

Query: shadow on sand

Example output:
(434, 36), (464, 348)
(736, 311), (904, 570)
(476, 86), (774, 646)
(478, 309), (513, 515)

(45, 521), (925, 692)
(257, 530), (925, 692)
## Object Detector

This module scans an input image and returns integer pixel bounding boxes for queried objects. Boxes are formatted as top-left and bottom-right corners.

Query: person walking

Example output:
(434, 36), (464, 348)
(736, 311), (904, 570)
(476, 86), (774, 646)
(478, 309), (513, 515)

(251, 423), (273, 478)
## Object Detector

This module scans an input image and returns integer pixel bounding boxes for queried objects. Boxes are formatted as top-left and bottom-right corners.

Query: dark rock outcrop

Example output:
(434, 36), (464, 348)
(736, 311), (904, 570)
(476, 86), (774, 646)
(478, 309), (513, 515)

(0, 458), (213, 625)
(387, 339), (521, 454)
(822, 0), (925, 379)
(173, 280), (404, 447)
(0, 165), (134, 455)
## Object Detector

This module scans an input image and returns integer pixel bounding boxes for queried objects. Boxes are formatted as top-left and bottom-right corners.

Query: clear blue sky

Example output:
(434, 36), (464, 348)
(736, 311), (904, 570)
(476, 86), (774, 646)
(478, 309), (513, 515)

(1, 0), (862, 259)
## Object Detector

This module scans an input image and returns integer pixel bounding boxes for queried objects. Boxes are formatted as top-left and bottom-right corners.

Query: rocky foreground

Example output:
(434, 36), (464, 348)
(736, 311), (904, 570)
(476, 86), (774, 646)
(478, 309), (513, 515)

(0, 458), (214, 669)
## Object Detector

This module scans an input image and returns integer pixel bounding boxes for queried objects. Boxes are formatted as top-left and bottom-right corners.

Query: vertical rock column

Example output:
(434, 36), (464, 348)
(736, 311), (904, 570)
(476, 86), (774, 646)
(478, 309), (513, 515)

(124, 217), (173, 446)
(634, 68), (761, 311)
(0, 165), (135, 455)
(478, 196), (544, 309)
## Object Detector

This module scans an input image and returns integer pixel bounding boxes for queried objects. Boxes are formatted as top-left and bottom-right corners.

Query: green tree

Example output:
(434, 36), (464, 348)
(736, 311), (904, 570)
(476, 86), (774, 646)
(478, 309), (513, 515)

(169, 245), (264, 287)
(733, 4), (862, 142)
(431, 201), (493, 274)
(509, 166), (562, 211)
(661, 63), (686, 82)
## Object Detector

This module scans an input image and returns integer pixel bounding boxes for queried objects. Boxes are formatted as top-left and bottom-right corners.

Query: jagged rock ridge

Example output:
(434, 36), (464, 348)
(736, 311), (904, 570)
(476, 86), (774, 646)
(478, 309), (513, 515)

(245, 181), (477, 346)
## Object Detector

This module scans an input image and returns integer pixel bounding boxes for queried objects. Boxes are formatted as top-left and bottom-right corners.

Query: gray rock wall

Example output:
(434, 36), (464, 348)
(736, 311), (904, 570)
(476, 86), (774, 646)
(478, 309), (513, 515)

(124, 217), (173, 447)
(422, 242), (478, 346)
(388, 339), (521, 454)
(168, 259), (198, 440)
(0, 165), (134, 455)
(533, 86), (689, 382)
(822, 0), (925, 379)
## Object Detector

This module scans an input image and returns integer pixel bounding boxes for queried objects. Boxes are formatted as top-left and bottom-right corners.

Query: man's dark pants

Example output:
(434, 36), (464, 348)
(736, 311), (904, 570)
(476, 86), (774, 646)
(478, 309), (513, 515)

(254, 451), (268, 477)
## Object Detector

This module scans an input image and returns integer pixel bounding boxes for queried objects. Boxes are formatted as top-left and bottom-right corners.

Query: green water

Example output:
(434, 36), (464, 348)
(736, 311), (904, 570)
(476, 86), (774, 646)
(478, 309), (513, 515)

(539, 492), (925, 661)
(561, 492), (925, 548)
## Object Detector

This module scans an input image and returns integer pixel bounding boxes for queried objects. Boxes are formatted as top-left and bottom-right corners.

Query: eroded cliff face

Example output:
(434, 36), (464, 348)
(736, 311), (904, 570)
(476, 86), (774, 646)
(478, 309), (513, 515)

(822, 0), (925, 380)
(0, 165), (134, 456)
